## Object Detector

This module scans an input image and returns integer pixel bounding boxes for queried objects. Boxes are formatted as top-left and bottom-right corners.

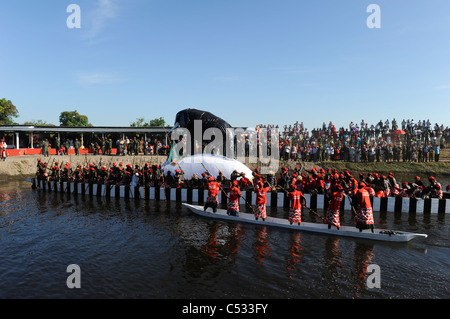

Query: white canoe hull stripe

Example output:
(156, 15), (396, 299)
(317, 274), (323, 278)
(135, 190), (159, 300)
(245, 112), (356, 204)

(182, 204), (427, 243)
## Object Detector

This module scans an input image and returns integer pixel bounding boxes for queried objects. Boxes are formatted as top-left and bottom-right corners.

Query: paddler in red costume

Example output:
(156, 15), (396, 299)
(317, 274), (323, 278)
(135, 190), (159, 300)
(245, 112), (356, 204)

(344, 171), (358, 195)
(204, 176), (220, 213)
(326, 185), (344, 230)
(354, 182), (375, 232)
(287, 184), (306, 226)
(227, 180), (241, 216)
(239, 173), (251, 190)
(0, 138), (7, 161)
(254, 180), (270, 221)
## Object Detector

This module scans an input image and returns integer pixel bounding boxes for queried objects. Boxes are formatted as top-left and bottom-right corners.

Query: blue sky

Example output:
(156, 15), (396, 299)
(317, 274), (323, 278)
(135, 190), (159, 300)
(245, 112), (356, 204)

(1, 0), (450, 130)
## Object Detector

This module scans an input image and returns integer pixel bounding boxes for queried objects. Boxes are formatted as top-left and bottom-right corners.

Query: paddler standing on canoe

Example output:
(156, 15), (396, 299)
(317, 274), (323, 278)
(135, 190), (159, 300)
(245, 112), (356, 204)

(354, 182), (375, 232)
(287, 184), (306, 226)
(204, 176), (220, 213)
(227, 180), (241, 217)
(254, 180), (270, 221)
(326, 184), (344, 230)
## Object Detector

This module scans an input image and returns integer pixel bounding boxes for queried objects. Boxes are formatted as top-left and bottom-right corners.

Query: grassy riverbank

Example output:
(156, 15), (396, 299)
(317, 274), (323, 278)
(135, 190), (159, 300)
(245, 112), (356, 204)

(277, 148), (450, 178)
(306, 161), (450, 177)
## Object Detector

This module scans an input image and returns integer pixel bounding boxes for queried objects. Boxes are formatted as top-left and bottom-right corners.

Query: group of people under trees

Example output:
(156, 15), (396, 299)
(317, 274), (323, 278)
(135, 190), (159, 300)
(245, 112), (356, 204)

(35, 156), (448, 233)
(39, 136), (171, 157)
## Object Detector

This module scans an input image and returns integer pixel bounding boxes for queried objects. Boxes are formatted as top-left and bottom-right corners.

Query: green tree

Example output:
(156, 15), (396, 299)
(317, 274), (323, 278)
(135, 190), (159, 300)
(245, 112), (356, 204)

(59, 110), (92, 127)
(130, 117), (166, 127)
(130, 117), (150, 127)
(0, 98), (19, 125)
(149, 117), (166, 127)
(23, 120), (56, 126)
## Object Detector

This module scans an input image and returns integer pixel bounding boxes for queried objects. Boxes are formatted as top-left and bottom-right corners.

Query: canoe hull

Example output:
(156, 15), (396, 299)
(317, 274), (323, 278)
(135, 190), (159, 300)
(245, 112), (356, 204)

(182, 203), (428, 243)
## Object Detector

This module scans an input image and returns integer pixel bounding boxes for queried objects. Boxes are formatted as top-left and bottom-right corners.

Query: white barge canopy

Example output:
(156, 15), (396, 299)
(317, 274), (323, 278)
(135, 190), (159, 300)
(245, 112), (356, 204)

(162, 154), (253, 180)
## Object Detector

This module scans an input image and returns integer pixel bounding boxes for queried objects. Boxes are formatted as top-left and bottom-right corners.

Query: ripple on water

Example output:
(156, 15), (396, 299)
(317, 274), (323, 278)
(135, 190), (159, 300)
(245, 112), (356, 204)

(0, 182), (449, 298)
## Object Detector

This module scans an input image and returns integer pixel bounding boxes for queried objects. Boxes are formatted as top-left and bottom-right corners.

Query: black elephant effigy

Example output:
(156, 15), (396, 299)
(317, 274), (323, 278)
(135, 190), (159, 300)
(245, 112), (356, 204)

(169, 108), (235, 156)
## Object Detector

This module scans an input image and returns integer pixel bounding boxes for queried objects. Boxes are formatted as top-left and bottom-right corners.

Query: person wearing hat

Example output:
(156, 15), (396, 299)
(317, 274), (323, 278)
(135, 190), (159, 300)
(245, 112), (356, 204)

(354, 182), (375, 233)
(430, 183), (443, 199)
(98, 166), (108, 184)
(239, 173), (251, 190)
(230, 170), (241, 181)
(287, 184), (306, 226)
(35, 158), (43, 176)
(387, 173), (397, 190)
(121, 169), (132, 186)
(200, 172), (210, 188)
(227, 180), (241, 217)
(421, 176), (439, 198)
(326, 185), (344, 230)
(254, 180), (270, 221)
(73, 165), (83, 183)
(0, 138), (7, 161)
(174, 169), (184, 188)
(50, 162), (60, 182)
(391, 184), (400, 197)
(61, 162), (71, 182)
(88, 165), (97, 184)
(216, 171), (226, 185)
(190, 174), (201, 189)
(204, 176), (220, 213)
(413, 176), (425, 188)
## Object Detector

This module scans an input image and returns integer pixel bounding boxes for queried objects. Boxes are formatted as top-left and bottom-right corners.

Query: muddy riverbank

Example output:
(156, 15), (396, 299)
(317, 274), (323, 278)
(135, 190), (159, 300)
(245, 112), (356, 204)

(2, 153), (450, 182)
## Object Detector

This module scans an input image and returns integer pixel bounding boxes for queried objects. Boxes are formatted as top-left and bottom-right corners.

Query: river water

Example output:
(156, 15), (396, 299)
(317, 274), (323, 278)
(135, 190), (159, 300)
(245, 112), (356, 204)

(0, 179), (449, 300)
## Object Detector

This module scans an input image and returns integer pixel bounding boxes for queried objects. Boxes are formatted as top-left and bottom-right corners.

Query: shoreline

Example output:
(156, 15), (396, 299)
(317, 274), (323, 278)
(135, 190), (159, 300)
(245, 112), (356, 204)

(2, 153), (450, 181)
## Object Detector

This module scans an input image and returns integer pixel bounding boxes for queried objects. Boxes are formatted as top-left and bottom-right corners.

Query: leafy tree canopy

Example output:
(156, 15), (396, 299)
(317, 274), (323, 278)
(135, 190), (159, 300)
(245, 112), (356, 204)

(0, 98), (19, 125)
(130, 117), (166, 127)
(23, 120), (56, 126)
(59, 110), (92, 127)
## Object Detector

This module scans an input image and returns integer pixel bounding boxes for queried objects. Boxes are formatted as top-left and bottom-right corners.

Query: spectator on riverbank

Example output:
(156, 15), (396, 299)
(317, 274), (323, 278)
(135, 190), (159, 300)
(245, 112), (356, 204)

(1, 138), (7, 161)
(258, 118), (449, 164)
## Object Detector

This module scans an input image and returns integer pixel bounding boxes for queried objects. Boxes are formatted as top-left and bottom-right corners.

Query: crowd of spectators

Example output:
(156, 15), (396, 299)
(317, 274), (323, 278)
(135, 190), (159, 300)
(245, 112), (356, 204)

(256, 118), (449, 163)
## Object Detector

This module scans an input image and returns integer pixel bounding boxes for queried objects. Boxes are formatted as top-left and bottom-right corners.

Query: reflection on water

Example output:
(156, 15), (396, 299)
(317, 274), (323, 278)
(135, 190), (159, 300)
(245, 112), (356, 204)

(253, 227), (272, 265)
(0, 181), (449, 298)
(286, 233), (304, 280)
(353, 243), (375, 298)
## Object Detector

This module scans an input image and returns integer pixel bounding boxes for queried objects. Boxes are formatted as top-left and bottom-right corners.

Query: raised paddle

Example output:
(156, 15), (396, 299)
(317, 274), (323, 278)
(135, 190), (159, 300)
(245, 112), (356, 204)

(200, 162), (230, 199)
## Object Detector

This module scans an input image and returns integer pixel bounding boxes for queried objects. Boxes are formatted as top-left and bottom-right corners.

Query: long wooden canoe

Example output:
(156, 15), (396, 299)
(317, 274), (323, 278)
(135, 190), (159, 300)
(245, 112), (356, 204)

(182, 203), (428, 243)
